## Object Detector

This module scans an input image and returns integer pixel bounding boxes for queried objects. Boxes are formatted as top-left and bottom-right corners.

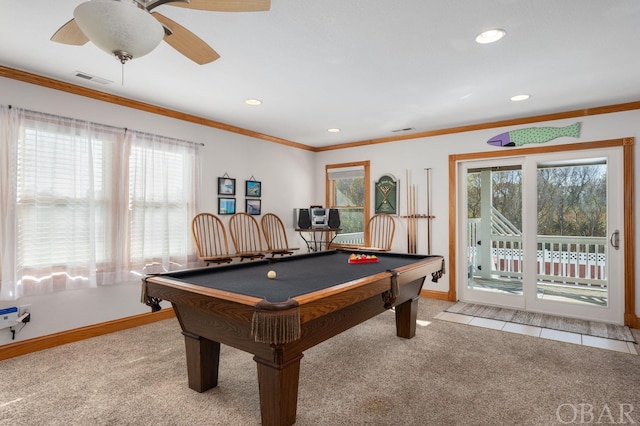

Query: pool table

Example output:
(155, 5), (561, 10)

(142, 249), (444, 426)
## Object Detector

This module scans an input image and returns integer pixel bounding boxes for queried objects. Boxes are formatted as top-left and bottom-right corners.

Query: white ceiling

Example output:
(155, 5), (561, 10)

(2, 0), (640, 149)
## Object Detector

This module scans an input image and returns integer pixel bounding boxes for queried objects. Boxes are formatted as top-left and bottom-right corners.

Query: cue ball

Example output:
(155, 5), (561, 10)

(267, 270), (276, 279)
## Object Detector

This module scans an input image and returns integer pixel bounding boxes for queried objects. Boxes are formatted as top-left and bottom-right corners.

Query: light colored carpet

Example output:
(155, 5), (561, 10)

(446, 302), (635, 342)
(1, 300), (639, 425)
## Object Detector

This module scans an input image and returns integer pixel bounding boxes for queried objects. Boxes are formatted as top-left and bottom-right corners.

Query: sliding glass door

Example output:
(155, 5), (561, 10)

(462, 157), (525, 309)
(458, 147), (624, 323)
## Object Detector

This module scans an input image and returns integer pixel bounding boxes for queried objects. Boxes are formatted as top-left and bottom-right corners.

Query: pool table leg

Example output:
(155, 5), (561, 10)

(395, 295), (420, 339)
(254, 353), (303, 426)
(182, 331), (221, 392)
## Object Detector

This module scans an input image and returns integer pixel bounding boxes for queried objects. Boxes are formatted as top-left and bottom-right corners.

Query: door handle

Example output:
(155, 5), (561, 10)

(610, 230), (620, 250)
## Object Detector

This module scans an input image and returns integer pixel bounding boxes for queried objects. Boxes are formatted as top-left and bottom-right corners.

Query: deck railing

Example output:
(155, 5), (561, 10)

(332, 222), (607, 289)
(468, 219), (607, 288)
(333, 232), (365, 246)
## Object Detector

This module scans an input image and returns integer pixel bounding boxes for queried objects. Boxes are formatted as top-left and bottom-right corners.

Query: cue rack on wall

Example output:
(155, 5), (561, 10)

(400, 169), (435, 254)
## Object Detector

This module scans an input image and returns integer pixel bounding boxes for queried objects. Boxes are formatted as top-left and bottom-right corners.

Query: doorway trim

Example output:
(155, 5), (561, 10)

(448, 137), (636, 327)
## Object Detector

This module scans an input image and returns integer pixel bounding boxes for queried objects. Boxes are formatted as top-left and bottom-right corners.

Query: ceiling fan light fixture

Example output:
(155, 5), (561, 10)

(73, 0), (164, 62)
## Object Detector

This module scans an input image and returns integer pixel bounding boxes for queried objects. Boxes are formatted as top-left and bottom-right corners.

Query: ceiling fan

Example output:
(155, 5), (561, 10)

(51, 0), (270, 65)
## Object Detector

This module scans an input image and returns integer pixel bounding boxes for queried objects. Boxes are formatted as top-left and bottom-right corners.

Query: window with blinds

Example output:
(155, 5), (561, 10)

(128, 144), (195, 266)
(326, 162), (370, 246)
(17, 123), (114, 269)
(4, 108), (200, 298)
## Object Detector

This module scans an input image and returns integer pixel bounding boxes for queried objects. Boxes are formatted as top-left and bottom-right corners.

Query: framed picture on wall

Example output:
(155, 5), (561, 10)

(218, 197), (236, 215)
(218, 177), (236, 195)
(246, 199), (261, 215)
(245, 180), (262, 197)
(374, 174), (398, 215)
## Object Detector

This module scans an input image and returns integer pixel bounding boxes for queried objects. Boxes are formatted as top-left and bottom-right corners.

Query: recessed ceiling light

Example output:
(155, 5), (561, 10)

(327, 128), (341, 133)
(475, 29), (506, 44)
(244, 99), (262, 106)
(510, 94), (531, 102)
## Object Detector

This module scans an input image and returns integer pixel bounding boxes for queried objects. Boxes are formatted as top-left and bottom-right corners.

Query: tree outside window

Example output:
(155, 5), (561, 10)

(326, 161), (370, 245)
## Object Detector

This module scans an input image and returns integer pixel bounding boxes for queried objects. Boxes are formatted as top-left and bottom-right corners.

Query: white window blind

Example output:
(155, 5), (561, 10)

(327, 166), (364, 180)
(127, 133), (198, 272)
(0, 106), (200, 300)
(17, 123), (114, 269)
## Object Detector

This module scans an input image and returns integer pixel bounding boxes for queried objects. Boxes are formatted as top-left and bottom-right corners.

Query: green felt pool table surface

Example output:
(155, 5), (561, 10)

(154, 249), (442, 302)
(142, 249), (444, 426)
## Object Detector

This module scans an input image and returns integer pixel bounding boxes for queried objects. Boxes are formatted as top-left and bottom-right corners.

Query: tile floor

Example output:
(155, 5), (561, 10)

(434, 311), (638, 355)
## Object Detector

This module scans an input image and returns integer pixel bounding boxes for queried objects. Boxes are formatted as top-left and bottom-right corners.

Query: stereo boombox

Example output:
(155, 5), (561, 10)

(294, 207), (340, 229)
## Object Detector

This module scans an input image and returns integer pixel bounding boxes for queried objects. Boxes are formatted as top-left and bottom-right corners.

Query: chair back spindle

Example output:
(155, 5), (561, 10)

(191, 213), (234, 265)
(261, 213), (299, 257)
(229, 213), (266, 261)
(365, 214), (395, 251)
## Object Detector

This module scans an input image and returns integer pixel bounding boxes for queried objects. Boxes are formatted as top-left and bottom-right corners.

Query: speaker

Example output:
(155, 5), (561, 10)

(328, 209), (340, 228)
(297, 208), (311, 229)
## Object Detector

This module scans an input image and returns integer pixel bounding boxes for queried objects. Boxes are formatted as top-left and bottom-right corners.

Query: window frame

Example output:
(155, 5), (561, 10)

(325, 161), (370, 248)
(4, 108), (200, 299)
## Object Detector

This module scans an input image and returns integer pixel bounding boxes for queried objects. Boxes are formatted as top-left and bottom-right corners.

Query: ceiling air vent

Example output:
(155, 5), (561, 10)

(74, 71), (112, 85)
(391, 127), (415, 133)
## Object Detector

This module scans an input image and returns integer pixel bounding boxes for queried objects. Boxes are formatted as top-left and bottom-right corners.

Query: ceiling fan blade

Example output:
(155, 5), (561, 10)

(152, 12), (220, 64)
(50, 19), (89, 45)
(166, 0), (270, 12)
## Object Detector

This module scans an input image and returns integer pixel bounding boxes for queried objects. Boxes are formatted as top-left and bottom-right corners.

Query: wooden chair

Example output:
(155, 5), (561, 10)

(261, 213), (299, 257)
(228, 212), (266, 261)
(363, 213), (395, 251)
(191, 213), (234, 265)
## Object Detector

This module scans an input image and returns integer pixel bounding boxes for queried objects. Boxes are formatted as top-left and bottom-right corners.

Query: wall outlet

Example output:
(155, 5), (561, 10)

(18, 305), (31, 317)
(0, 307), (18, 329)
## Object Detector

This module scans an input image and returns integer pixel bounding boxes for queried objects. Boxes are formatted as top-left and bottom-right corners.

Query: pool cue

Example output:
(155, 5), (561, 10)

(412, 183), (418, 253)
(408, 181), (417, 254)
(408, 181), (412, 253)
(409, 184), (416, 253)
(411, 184), (416, 253)
(406, 170), (415, 253)
(425, 168), (432, 255)
(406, 170), (411, 253)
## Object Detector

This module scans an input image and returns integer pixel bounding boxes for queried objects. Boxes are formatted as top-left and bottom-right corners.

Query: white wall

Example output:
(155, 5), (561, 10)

(314, 111), (640, 317)
(1, 76), (639, 346)
(0, 77), (315, 345)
